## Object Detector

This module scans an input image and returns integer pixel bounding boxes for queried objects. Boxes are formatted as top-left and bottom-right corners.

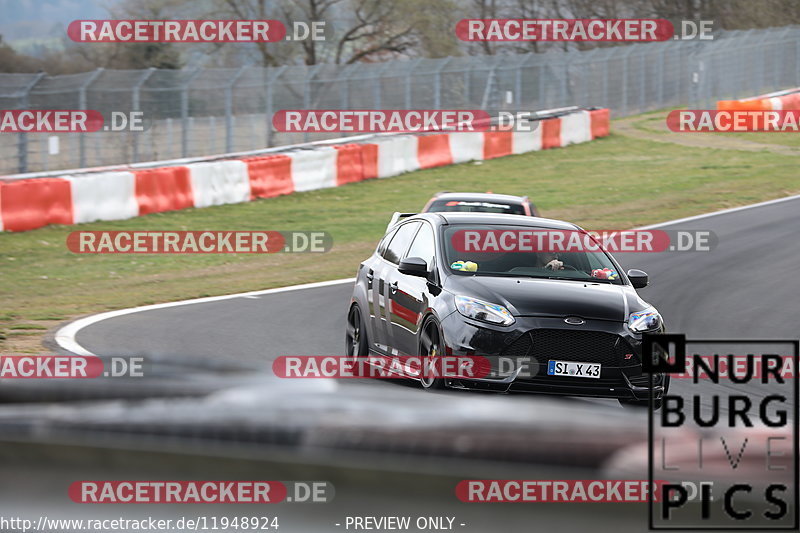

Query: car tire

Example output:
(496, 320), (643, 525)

(345, 304), (369, 358)
(419, 318), (446, 390)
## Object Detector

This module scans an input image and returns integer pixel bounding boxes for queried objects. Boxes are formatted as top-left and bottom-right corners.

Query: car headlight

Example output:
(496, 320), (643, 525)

(628, 306), (662, 333)
(455, 295), (515, 326)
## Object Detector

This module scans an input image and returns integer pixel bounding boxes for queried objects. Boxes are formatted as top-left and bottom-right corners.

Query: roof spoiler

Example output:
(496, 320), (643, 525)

(386, 212), (417, 231)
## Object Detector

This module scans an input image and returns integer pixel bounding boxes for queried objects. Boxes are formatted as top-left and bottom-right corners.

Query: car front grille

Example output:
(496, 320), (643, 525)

(501, 329), (638, 368)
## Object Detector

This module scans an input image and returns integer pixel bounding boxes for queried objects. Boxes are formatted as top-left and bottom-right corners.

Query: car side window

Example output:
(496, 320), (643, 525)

(377, 227), (397, 256)
(405, 222), (435, 267)
(383, 222), (420, 264)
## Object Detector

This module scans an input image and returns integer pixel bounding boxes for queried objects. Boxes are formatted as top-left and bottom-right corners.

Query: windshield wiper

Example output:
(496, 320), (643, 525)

(545, 275), (615, 284)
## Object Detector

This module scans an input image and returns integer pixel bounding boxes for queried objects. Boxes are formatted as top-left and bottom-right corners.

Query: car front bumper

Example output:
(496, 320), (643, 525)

(439, 312), (666, 400)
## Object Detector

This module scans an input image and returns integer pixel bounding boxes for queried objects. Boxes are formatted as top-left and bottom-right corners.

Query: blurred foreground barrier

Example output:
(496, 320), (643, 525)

(0, 107), (610, 232)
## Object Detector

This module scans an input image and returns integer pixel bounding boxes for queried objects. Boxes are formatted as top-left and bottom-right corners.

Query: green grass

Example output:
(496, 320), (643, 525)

(8, 324), (48, 330)
(633, 112), (800, 148)
(1, 128), (799, 346)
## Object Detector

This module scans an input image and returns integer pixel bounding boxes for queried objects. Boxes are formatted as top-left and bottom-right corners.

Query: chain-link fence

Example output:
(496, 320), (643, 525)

(1, 26), (799, 175)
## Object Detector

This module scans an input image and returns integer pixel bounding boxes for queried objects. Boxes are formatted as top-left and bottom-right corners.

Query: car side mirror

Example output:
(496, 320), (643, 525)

(627, 269), (649, 289)
(399, 257), (428, 277)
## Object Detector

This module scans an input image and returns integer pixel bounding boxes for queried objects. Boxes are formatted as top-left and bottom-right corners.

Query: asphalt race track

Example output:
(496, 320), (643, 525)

(65, 196), (800, 411)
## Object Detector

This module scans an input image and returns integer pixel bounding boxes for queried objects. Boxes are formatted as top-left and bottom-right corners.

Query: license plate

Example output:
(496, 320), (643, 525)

(547, 360), (601, 379)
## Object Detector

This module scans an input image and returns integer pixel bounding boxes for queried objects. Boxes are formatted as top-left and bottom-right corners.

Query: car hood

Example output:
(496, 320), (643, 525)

(446, 276), (639, 322)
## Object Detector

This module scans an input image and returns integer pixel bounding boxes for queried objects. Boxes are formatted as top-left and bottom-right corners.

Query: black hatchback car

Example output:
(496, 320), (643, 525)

(346, 212), (669, 408)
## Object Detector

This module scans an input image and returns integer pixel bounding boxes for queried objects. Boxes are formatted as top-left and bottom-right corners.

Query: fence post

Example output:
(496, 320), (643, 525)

(339, 64), (351, 109)
(131, 68), (155, 163)
(225, 65), (249, 153)
(78, 68), (103, 168)
(480, 64), (498, 110)
(405, 58), (423, 109)
(561, 52), (579, 109)
(303, 64), (324, 142)
(181, 68), (202, 158)
(776, 26), (793, 89)
(514, 55), (532, 106)
(433, 58), (452, 109)
(373, 62), (393, 109)
(538, 55), (548, 109)
(796, 38), (800, 87)
(16, 72), (45, 174)
(463, 62), (472, 105)
(639, 50), (646, 113)
(658, 46), (666, 107)
(620, 46), (636, 117)
(265, 66), (287, 147)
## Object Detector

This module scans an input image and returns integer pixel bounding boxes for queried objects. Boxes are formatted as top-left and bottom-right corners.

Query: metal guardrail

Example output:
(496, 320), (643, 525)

(1, 106), (583, 181)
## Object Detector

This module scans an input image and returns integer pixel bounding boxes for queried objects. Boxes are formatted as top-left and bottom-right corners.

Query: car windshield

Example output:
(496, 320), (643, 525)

(442, 224), (625, 285)
(427, 199), (526, 215)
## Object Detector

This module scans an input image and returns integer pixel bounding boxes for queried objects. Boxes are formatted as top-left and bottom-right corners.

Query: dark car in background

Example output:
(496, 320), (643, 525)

(423, 192), (539, 217)
(347, 212), (669, 408)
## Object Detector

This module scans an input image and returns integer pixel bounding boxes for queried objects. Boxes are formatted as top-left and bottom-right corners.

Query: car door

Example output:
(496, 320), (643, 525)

(375, 221), (420, 354)
(363, 227), (395, 353)
(387, 221), (436, 356)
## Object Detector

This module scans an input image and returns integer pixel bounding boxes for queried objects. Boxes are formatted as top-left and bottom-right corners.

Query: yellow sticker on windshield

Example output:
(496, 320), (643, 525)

(451, 260), (478, 272)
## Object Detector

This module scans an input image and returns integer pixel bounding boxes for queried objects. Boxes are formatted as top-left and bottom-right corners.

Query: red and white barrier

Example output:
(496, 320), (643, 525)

(449, 132), (485, 164)
(0, 108), (610, 232)
(67, 171), (138, 224)
(375, 135), (420, 178)
(286, 148), (337, 192)
(244, 154), (293, 199)
(512, 126), (543, 154)
(188, 160), (250, 208)
(717, 88), (800, 112)
(560, 110), (593, 146)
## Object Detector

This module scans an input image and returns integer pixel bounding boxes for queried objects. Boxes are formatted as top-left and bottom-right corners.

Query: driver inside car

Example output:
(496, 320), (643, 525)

(537, 251), (564, 271)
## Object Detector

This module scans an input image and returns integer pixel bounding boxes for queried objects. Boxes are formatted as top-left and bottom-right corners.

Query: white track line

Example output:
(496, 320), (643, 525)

(637, 193), (800, 229)
(55, 192), (800, 356)
(55, 278), (355, 356)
